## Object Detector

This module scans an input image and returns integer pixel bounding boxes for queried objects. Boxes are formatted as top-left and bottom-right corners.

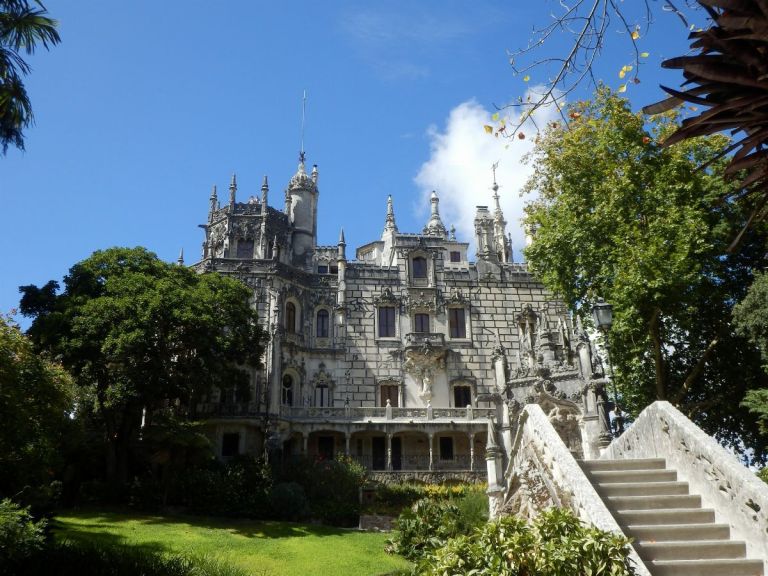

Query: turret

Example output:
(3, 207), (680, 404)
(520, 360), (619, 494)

(261, 175), (269, 207)
(285, 155), (319, 263)
(474, 206), (496, 261)
(383, 195), (398, 235)
(208, 185), (218, 221)
(336, 229), (347, 317)
(177, 248), (184, 266)
(492, 181), (509, 263)
(423, 191), (448, 238)
(229, 173), (237, 208)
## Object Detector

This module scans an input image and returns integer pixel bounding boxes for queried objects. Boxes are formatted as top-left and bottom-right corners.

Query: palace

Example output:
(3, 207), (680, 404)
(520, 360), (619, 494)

(192, 155), (602, 481)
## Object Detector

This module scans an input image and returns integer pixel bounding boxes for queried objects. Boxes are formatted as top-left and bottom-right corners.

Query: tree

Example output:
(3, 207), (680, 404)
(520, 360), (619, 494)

(19, 247), (264, 492)
(644, 1), (768, 249)
(0, 0), (60, 154)
(523, 88), (768, 459)
(0, 314), (73, 498)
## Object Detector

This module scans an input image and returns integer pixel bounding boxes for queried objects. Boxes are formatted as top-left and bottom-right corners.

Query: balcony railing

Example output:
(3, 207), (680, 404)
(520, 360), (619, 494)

(279, 405), (494, 422)
(347, 454), (475, 472)
(405, 332), (445, 348)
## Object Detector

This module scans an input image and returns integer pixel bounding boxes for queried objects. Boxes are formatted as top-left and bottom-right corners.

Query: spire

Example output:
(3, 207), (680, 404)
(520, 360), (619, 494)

(423, 191), (447, 238)
(209, 185), (218, 217)
(229, 173), (237, 206)
(261, 175), (269, 207)
(337, 228), (346, 260)
(384, 195), (398, 234)
(177, 248), (184, 266)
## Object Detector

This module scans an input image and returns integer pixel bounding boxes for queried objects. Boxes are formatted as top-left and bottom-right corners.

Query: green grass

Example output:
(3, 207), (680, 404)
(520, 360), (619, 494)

(54, 510), (411, 576)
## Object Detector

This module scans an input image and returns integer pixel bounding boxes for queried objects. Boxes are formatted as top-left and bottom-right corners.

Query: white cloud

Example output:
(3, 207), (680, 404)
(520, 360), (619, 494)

(414, 95), (561, 260)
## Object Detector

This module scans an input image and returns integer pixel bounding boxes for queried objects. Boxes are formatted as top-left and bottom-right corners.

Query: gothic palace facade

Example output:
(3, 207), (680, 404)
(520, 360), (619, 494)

(193, 157), (603, 480)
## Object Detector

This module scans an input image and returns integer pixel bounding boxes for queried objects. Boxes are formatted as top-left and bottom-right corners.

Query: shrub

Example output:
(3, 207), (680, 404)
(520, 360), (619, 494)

(183, 457), (271, 517)
(269, 482), (309, 521)
(0, 499), (47, 570)
(414, 508), (637, 576)
(13, 540), (250, 576)
(277, 454), (366, 526)
(385, 498), (463, 560)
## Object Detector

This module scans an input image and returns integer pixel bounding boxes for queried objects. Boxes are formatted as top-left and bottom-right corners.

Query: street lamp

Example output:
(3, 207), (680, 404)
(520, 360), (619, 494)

(591, 298), (624, 436)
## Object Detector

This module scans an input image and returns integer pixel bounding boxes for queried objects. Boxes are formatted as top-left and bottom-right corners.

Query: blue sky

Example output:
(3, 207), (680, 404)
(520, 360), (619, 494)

(1, 1), (703, 319)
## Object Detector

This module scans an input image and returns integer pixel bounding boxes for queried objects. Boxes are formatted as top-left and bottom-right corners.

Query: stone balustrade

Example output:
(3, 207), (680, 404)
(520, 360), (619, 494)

(602, 401), (768, 572)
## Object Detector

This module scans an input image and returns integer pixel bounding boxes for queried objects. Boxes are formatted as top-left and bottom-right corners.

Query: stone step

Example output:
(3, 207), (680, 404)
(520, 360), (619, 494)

(581, 458), (667, 471)
(607, 494), (701, 511)
(589, 469), (677, 484)
(628, 523), (731, 542)
(636, 540), (747, 561)
(596, 481), (689, 497)
(617, 508), (716, 526)
(649, 559), (764, 576)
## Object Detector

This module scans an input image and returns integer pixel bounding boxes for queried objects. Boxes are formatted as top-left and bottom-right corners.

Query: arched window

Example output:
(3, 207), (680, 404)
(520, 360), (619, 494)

(412, 256), (427, 278)
(316, 309), (329, 338)
(285, 302), (297, 333)
(282, 374), (294, 406)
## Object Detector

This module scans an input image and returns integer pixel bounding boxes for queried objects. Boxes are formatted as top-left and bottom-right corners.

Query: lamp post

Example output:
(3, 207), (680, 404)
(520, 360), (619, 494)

(591, 298), (624, 436)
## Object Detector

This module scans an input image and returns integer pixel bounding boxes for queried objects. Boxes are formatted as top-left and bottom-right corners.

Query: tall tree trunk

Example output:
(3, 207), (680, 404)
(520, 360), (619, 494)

(649, 307), (667, 400)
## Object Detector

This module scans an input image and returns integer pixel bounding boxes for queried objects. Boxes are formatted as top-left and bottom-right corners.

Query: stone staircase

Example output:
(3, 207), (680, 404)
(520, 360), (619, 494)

(581, 458), (764, 576)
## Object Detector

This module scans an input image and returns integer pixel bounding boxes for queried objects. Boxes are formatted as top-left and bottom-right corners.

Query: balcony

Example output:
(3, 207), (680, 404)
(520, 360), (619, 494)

(278, 405), (494, 422)
(404, 332), (445, 349)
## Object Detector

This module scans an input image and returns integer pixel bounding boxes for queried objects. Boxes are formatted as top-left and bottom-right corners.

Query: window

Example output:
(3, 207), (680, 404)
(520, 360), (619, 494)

(412, 257), (427, 278)
(222, 433), (240, 457)
(314, 384), (330, 407)
(454, 385), (472, 408)
(282, 374), (294, 406)
(378, 306), (396, 337)
(330, 264), (338, 274)
(285, 302), (297, 333)
(236, 239), (254, 259)
(450, 251), (461, 262)
(414, 313), (430, 333)
(449, 308), (466, 338)
(380, 384), (399, 407)
(317, 265), (328, 274)
(316, 309), (329, 338)
(439, 437), (454, 460)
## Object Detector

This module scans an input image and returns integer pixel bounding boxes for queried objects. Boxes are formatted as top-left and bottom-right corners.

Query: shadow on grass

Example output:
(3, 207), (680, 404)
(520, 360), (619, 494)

(56, 508), (359, 541)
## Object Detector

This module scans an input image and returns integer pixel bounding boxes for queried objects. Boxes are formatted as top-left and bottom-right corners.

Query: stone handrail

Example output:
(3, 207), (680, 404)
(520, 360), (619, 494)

(602, 400), (768, 570)
(503, 404), (650, 576)
(278, 405), (494, 421)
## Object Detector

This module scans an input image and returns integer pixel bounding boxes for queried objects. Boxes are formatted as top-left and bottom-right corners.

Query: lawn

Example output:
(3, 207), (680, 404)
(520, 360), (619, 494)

(54, 510), (411, 576)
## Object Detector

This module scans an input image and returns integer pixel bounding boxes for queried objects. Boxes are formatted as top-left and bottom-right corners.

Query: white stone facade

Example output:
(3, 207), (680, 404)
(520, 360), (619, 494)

(193, 158), (601, 478)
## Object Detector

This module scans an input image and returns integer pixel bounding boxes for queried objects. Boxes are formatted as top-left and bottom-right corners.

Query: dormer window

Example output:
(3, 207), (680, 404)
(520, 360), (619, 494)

(412, 257), (427, 278)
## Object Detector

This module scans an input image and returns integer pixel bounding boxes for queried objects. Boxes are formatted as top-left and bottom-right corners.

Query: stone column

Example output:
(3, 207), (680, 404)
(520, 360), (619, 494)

(302, 433), (309, 455)
(428, 433), (434, 471)
(345, 432), (351, 456)
(469, 432), (475, 471)
(386, 433), (392, 471)
(595, 383), (612, 449)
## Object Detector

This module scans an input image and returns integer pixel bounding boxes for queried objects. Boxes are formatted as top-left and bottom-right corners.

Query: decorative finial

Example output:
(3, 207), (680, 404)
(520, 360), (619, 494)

(261, 175), (269, 207)
(272, 235), (278, 260)
(384, 195), (398, 233)
(492, 161), (499, 191)
(311, 164), (318, 184)
(450, 225), (456, 241)
(338, 228), (346, 245)
(299, 89), (307, 166)
(229, 173), (237, 206)
(210, 184), (218, 199)
(261, 175), (269, 191)
(177, 248), (184, 266)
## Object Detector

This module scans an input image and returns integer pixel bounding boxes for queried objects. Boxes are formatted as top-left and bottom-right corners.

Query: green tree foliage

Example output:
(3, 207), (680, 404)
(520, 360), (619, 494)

(0, 499), (46, 569)
(0, 0), (60, 153)
(734, 272), (768, 372)
(19, 247), (264, 490)
(0, 315), (73, 498)
(523, 88), (768, 459)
